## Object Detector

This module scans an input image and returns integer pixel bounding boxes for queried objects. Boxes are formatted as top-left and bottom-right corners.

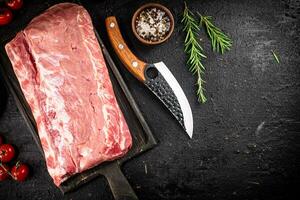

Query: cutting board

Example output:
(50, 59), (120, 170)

(0, 1), (157, 199)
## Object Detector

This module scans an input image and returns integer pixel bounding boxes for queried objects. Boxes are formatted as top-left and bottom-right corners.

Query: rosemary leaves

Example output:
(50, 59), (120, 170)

(182, 2), (232, 103)
(271, 50), (280, 63)
(200, 15), (232, 54)
(182, 2), (207, 103)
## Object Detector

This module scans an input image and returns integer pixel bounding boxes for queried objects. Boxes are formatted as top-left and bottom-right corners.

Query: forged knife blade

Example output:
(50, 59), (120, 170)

(105, 16), (193, 138)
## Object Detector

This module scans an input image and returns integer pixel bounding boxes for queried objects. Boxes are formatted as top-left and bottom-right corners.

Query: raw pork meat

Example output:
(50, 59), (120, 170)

(5, 3), (132, 186)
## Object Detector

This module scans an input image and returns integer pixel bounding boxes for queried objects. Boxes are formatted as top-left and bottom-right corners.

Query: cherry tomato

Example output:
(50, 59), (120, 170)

(11, 162), (29, 182)
(0, 144), (15, 163)
(0, 8), (13, 26)
(0, 163), (10, 181)
(6, 0), (23, 10)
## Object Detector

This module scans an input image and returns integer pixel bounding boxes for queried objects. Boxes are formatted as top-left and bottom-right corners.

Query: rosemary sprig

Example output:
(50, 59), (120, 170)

(200, 15), (232, 54)
(271, 50), (280, 63)
(182, 2), (207, 103)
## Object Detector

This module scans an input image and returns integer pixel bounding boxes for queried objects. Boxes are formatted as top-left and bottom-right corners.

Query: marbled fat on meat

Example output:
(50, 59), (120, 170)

(5, 3), (132, 186)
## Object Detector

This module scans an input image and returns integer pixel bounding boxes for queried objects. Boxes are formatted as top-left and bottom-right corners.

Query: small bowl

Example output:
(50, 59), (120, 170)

(131, 3), (174, 45)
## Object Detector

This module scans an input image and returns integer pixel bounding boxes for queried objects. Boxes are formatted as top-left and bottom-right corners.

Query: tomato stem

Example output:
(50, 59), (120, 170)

(0, 161), (14, 179)
(15, 161), (20, 169)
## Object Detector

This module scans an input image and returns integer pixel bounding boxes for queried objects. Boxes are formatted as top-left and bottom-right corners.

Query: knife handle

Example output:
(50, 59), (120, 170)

(105, 16), (146, 82)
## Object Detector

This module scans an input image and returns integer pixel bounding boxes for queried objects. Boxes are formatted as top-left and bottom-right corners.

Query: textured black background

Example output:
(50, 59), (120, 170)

(0, 0), (300, 199)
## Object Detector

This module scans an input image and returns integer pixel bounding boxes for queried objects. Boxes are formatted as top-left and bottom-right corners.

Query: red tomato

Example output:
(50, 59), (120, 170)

(0, 8), (13, 26)
(0, 163), (10, 181)
(6, 0), (23, 10)
(11, 162), (29, 182)
(0, 144), (15, 163)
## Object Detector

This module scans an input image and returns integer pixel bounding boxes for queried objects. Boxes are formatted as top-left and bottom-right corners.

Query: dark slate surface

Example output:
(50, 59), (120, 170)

(0, 0), (299, 199)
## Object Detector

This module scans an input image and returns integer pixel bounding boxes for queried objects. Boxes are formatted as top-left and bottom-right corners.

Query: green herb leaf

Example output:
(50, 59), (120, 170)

(271, 50), (280, 64)
(182, 2), (207, 103)
(199, 14), (232, 54)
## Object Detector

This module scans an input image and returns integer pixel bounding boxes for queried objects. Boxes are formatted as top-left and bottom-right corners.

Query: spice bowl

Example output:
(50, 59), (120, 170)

(132, 3), (174, 45)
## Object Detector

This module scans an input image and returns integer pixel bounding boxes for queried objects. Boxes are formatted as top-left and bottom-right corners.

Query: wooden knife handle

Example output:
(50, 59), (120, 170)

(105, 16), (146, 82)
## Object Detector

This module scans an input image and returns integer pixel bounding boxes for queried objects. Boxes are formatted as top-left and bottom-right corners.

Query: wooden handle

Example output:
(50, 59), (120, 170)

(105, 16), (146, 82)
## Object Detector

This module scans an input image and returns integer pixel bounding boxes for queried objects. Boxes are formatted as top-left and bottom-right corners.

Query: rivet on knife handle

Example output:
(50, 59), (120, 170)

(105, 16), (146, 82)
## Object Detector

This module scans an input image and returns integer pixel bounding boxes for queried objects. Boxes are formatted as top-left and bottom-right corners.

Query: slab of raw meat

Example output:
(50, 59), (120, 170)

(5, 3), (132, 186)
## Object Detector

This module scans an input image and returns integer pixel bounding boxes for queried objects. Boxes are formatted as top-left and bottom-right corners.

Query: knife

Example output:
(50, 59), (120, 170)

(105, 16), (193, 138)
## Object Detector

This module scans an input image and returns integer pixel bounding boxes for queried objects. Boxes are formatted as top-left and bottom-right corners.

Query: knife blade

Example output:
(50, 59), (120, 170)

(105, 16), (193, 138)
